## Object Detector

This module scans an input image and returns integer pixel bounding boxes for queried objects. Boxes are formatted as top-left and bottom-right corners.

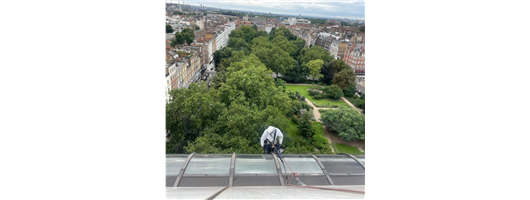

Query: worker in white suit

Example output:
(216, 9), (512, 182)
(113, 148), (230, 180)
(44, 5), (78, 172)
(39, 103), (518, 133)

(260, 126), (284, 154)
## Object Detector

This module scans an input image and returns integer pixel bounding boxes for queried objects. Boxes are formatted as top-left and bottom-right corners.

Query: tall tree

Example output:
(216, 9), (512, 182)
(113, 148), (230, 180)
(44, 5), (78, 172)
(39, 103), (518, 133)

(272, 36), (298, 58)
(256, 30), (268, 38)
(332, 68), (356, 90)
(320, 62), (334, 85)
(166, 82), (225, 153)
(166, 24), (174, 33)
(343, 83), (357, 98)
(299, 113), (314, 138)
(219, 55), (291, 112)
(300, 46), (334, 65)
(174, 28), (195, 46)
(330, 59), (349, 73)
(281, 61), (309, 83)
(307, 59), (324, 80)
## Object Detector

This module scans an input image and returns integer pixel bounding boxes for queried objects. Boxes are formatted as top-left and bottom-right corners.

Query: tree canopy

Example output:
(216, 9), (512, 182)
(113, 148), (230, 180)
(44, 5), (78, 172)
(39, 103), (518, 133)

(174, 28), (195, 45)
(307, 59), (324, 80)
(323, 84), (344, 99)
(300, 46), (334, 65)
(332, 68), (356, 90)
(166, 24), (174, 33)
(320, 108), (365, 141)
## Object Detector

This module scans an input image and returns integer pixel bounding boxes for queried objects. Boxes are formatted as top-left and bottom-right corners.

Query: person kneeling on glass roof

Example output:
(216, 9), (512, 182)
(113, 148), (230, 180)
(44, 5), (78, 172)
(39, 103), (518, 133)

(260, 126), (285, 154)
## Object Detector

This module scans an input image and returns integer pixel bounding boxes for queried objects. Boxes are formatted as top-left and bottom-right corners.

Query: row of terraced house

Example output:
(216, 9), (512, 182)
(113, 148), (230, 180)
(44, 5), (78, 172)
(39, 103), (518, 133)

(289, 24), (365, 76)
(165, 21), (236, 103)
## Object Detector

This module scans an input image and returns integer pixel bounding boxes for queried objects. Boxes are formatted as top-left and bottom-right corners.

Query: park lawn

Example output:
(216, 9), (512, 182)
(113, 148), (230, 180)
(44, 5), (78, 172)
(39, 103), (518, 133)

(334, 143), (365, 155)
(284, 85), (347, 107)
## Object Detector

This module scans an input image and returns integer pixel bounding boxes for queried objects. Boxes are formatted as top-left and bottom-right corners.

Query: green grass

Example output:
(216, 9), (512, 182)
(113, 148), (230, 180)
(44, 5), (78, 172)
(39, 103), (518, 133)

(285, 117), (300, 137)
(334, 143), (365, 155)
(285, 85), (347, 107)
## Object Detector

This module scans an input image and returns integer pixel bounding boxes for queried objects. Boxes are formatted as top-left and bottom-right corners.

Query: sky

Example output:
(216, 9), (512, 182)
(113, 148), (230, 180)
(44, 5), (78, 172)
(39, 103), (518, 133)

(168, 0), (365, 19)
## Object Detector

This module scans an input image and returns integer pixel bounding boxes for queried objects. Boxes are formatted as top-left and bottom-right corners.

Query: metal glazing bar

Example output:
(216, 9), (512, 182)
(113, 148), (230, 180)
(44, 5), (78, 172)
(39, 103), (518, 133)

(229, 153), (236, 186)
(272, 153), (285, 186)
(173, 152), (196, 187)
(309, 153), (334, 185)
(346, 153), (365, 169)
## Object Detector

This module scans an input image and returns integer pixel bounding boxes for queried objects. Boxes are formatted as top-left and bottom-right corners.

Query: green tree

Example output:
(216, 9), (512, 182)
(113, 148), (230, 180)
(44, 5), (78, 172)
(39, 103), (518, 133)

(292, 38), (306, 58)
(343, 83), (357, 98)
(320, 108), (365, 141)
(174, 28), (195, 45)
(251, 36), (273, 49)
(281, 61), (309, 83)
(185, 132), (261, 154)
(307, 59), (324, 80)
(166, 82), (225, 153)
(332, 68), (356, 90)
(219, 55), (291, 112)
(300, 46), (334, 65)
(227, 37), (251, 55)
(166, 24), (174, 33)
(272, 36), (298, 58)
(323, 84), (344, 99)
(269, 46), (294, 76)
(359, 26), (365, 33)
(170, 38), (178, 49)
(213, 47), (233, 67)
(320, 62), (334, 85)
(275, 78), (286, 92)
(299, 113), (313, 138)
(256, 30), (268, 37)
(330, 59), (349, 73)
(229, 29), (245, 39)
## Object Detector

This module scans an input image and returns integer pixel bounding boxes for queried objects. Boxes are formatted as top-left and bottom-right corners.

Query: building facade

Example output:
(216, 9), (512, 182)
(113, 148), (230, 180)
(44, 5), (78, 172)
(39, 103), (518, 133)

(344, 43), (365, 75)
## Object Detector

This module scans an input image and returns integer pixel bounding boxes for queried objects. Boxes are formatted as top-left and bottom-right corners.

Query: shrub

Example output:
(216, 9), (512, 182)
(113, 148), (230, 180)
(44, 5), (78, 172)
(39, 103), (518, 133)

(314, 94), (325, 100)
(323, 84), (344, 99)
(343, 83), (357, 98)
(302, 102), (312, 111)
(308, 89), (321, 96)
(292, 116), (299, 124)
(287, 92), (296, 100)
(300, 95), (306, 101)
(312, 135), (328, 149)
(312, 122), (324, 136)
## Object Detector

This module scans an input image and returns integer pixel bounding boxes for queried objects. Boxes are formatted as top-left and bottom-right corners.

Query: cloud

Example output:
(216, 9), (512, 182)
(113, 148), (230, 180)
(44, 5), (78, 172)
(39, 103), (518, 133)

(175, 0), (365, 19)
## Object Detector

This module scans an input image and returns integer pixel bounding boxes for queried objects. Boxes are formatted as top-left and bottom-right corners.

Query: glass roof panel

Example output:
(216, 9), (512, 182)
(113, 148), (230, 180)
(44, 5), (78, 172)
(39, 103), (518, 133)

(279, 155), (324, 174)
(315, 155), (364, 174)
(166, 155), (188, 175)
(235, 154), (277, 174)
(183, 154), (231, 175)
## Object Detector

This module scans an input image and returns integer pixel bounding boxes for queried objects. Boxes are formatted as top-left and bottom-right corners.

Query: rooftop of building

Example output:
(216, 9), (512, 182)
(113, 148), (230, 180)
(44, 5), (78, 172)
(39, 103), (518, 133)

(167, 153), (364, 187)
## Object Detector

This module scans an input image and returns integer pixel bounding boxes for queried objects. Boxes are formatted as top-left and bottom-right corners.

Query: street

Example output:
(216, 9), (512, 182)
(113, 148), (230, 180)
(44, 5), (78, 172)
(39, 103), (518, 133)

(355, 76), (365, 94)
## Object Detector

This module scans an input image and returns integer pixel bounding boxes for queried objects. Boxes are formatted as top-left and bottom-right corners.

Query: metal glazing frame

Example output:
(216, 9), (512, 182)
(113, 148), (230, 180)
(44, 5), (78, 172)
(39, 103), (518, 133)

(173, 152), (196, 187)
(309, 153), (335, 185)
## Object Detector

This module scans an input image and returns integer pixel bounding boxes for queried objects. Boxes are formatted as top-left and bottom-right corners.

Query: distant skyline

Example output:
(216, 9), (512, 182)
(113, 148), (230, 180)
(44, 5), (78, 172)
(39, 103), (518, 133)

(167, 0), (365, 19)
